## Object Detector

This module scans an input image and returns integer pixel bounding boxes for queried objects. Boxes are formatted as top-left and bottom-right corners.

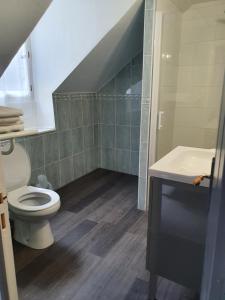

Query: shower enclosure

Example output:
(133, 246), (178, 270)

(150, 0), (225, 164)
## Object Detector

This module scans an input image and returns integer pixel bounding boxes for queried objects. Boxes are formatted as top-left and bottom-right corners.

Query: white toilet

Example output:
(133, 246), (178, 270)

(1, 143), (61, 249)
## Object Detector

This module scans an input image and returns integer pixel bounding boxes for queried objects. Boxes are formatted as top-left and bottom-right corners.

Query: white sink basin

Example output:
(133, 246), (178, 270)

(149, 146), (215, 187)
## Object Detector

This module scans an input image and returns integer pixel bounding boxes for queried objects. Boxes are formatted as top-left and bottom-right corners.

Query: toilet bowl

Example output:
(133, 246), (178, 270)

(1, 143), (61, 249)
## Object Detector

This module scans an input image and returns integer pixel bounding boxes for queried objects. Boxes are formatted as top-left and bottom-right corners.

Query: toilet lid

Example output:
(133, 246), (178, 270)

(1, 143), (31, 192)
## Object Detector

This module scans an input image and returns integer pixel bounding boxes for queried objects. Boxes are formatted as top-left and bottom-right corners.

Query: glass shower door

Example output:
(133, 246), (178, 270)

(153, 0), (225, 162)
(151, 6), (181, 162)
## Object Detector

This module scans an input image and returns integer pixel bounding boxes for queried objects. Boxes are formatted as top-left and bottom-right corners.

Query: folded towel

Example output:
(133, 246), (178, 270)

(0, 117), (22, 126)
(0, 106), (23, 118)
(0, 123), (24, 134)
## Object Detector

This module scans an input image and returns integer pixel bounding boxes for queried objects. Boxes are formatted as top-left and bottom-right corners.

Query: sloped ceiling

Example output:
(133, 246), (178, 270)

(0, 0), (52, 76)
(171, 0), (218, 11)
(56, 0), (144, 92)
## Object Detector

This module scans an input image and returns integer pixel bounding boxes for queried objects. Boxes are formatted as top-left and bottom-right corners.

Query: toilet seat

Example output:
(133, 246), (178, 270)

(1, 143), (60, 212)
(8, 186), (60, 212)
(1, 143), (61, 249)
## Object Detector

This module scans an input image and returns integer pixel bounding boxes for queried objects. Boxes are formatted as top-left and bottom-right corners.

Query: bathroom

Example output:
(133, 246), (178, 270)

(0, 0), (224, 299)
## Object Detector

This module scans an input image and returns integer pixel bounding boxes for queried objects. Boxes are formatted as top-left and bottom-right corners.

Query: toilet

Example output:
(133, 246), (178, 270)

(1, 143), (61, 249)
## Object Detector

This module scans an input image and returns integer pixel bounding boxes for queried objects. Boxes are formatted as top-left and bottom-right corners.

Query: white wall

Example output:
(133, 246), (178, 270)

(30, 0), (140, 131)
(57, 0), (144, 92)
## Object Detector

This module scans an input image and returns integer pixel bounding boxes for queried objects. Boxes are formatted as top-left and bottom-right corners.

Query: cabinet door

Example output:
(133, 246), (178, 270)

(201, 77), (225, 300)
(0, 153), (18, 300)
(147, 178), (209, 290)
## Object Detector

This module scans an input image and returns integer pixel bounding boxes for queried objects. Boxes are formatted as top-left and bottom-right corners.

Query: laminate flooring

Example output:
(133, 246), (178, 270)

(13, 169), (197, 300)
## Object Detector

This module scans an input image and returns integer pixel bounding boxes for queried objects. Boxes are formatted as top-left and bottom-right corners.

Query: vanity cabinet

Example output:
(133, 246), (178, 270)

(146, 177), (210, 298)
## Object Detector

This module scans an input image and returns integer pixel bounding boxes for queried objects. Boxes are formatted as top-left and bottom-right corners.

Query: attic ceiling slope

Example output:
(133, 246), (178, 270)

(56, 0), (144, 92)
(0, 0), (52, 76)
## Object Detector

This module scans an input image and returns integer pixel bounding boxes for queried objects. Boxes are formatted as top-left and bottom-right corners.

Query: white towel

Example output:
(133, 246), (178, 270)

(0, 106), (23, 118)
(0, 117), (22, 125)
(0, 124), (24, 134)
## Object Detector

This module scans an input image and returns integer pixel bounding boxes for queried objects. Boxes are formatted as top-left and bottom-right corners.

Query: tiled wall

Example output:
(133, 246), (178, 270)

(17, 93), (99, 190)
(14, 2), (153, 211)
(97, 52), (143, 176)
(138, 0), (154, 210)
(173, 0), (225, 149)
(16, 53), (143, 190)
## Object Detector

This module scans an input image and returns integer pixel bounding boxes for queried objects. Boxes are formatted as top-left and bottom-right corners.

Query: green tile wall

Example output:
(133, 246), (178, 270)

(15, 47), (148, 196)
(17, 93), (99, 190)
(97, 52), (143, 176)
(14, 1), (154, 213)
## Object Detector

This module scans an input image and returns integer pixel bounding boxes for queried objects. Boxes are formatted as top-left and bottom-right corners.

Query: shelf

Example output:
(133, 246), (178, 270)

(0, 130), (38, 141)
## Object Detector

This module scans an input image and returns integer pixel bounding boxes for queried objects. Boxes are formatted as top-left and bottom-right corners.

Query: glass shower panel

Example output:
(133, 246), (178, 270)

(156, 3), (181, 160)
(155, 0), (225, 160)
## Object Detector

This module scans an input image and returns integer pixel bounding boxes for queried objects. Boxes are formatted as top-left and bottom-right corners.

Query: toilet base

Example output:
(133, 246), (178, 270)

(14, 219), (54, 249)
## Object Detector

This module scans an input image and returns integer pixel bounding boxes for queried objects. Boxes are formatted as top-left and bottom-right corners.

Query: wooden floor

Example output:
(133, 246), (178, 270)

(13, 169), (196, 300)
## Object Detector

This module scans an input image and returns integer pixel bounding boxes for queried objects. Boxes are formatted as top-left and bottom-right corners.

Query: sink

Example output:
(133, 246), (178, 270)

(149, 146), (215, 187)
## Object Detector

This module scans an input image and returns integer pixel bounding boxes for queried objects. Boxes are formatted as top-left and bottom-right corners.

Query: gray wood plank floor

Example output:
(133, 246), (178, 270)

(13, 169), (196, 300)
